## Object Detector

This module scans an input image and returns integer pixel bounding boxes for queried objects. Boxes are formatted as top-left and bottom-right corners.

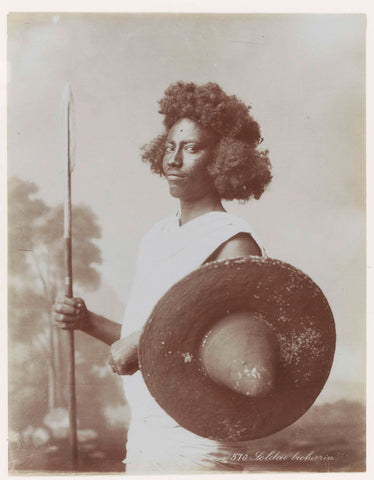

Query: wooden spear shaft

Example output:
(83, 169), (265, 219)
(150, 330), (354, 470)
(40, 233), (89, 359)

(63, 83), (78, 469)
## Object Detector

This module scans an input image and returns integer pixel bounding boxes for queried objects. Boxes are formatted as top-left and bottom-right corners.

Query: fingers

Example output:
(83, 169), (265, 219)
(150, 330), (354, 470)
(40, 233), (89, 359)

(55, 295), (83, 307)
(52, 313), (78, 330)
(108, 353), (139, 376)
(53, 321), (75, 330)
(52, 297), (86, 315)
(52, 303), (80, 315)
(108, 354), (120, 374)
(52, 297), (86, 330)
(109, 361), (139, 376)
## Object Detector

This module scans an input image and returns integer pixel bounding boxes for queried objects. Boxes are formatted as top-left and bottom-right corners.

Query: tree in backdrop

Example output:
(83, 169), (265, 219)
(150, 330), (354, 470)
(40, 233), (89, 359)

(9, 176), (130, 472)
(8, 176), (102, 429)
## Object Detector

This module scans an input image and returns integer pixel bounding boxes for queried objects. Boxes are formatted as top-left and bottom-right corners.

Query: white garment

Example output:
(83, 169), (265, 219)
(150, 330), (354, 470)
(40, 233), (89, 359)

(120, 211), (265, 473)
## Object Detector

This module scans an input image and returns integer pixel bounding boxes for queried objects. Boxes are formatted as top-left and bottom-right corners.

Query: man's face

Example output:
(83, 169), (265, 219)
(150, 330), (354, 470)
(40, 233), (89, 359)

(162, 118), (216, 201)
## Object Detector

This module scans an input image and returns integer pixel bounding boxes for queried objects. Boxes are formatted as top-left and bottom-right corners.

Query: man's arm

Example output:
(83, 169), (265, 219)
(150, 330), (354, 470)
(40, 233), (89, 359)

(80, 311), (121, 346)
(53, 295), (138, 374)
(52, 296), (121, 346)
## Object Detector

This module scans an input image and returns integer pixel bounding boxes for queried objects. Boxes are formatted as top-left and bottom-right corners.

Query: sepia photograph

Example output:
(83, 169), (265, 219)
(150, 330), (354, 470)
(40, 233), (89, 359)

(6, 11), (366, 476)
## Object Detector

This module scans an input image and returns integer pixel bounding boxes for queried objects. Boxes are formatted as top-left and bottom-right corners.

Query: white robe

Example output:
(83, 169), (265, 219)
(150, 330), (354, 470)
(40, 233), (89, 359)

(120, 211), (265, 473)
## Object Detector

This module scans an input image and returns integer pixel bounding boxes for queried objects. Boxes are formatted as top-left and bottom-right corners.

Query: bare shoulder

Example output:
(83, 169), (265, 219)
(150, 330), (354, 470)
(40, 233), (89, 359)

(209, 233), (262, 262)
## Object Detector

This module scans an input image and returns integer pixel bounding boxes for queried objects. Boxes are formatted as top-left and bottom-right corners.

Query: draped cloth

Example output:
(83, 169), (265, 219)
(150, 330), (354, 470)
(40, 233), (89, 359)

(120, 211), (265, 473)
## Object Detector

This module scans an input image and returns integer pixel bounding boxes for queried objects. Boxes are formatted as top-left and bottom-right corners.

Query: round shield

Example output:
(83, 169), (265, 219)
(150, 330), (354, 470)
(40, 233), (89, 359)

(139, 256), (335, 442)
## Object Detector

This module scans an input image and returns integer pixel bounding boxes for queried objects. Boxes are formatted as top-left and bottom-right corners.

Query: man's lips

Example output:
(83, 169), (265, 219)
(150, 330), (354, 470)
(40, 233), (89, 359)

(166, 172), (186, 179)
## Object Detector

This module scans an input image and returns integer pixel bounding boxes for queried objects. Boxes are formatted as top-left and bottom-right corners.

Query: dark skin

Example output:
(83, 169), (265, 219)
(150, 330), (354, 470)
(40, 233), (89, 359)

(52, 118), (261, 375)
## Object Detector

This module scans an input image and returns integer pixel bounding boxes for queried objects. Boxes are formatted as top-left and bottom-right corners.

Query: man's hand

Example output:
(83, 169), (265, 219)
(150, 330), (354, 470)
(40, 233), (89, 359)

(52, 296), (89, 330)
(109, 331), (141, 375)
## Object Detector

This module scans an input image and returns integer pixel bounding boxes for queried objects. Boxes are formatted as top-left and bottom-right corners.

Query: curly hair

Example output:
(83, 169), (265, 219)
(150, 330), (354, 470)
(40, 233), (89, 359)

(141, 81), (272, 201)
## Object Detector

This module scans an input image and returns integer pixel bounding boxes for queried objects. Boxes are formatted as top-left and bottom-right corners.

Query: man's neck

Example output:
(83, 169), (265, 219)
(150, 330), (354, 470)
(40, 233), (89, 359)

(179, 193), (225, 226)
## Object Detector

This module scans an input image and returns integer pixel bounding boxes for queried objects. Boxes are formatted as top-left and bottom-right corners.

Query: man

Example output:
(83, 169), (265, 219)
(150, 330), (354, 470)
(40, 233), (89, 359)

(52, 81), (272, 472)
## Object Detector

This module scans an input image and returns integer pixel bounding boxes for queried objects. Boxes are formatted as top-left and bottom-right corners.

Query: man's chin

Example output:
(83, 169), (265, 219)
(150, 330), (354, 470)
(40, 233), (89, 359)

(168, 185), (182, 199)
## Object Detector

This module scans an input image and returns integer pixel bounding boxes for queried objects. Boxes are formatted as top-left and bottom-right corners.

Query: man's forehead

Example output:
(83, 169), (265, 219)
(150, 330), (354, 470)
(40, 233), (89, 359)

(167, 119), (213, 143)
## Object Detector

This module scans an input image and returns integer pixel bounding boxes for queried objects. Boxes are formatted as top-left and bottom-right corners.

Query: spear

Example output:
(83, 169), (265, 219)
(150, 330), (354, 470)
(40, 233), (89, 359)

(62, 83), (78, 469)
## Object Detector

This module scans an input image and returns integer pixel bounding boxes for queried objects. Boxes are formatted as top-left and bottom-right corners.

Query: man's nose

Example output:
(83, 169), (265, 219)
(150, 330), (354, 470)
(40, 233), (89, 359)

(168, 147), (183, 166)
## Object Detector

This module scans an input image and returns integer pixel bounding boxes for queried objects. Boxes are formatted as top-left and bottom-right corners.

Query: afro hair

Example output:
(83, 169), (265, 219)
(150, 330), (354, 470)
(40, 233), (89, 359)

(141, 81), (272, 201)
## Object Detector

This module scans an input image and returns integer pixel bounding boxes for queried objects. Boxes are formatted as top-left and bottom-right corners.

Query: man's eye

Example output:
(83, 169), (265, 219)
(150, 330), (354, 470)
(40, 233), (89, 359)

(165, 145), (174, 153)
(186, 146), (198, 153)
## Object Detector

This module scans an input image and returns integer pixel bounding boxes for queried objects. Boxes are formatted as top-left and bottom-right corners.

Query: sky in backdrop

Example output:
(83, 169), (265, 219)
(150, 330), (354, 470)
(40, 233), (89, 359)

(7, 13), (366, 401)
